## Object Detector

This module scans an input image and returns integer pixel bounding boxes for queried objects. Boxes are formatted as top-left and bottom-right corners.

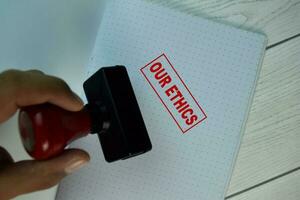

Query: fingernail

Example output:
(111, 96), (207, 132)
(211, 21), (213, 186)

(65, 159), (88, 174)
(72, 92), (84, 105)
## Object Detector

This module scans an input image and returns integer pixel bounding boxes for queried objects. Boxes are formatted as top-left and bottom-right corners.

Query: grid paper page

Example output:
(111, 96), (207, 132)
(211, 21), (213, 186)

(56, 0), (267, 200)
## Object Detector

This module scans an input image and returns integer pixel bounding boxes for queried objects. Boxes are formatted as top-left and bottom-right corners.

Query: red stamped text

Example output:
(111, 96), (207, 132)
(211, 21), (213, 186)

(140, 53), (207, 133)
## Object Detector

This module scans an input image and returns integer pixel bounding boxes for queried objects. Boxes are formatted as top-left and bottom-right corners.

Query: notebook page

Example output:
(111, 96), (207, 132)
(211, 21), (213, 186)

(56, 0), (267, 200)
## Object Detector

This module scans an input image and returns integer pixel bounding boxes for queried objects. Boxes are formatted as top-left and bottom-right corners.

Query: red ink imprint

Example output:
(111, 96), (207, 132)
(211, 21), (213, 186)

(140, 53), (207, 133)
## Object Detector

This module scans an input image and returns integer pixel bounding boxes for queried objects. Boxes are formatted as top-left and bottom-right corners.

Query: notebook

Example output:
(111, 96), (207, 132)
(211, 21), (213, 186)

(56, 0), (267, 199)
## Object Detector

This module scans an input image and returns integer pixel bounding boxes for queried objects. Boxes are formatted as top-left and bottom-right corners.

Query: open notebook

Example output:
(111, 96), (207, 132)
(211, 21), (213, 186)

(56, 0), (267, 200)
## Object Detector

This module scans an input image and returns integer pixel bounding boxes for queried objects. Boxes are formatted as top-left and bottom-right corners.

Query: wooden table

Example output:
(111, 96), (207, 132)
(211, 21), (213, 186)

(0, 0), (299, 199)
(150, 0), (300, 199)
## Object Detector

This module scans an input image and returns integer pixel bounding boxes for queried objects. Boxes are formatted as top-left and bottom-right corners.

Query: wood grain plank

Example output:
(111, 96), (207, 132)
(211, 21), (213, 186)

(226, 36), (300, 195)
(228, 169), (300, 200)
(147, 0), (300, 46)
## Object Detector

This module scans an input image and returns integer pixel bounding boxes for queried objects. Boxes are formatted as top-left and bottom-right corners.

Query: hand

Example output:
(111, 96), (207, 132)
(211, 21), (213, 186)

(0, 69), (90, 199)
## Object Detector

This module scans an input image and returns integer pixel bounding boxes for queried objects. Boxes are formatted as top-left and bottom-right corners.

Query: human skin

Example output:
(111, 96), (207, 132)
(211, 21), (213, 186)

(0, 69), (90, 199)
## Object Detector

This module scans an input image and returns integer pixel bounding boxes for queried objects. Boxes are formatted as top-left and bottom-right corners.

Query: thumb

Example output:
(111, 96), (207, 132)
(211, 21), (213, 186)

(0, 149), (89, 199)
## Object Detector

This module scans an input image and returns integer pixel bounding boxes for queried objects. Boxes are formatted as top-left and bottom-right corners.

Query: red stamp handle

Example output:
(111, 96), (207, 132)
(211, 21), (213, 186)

(18, 104), (91, 160)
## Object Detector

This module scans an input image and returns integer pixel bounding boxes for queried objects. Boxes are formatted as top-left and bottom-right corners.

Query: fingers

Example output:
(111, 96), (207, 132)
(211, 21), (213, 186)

(0, 146), (14, 170)
(15, 69), (84, 110)
(25, 69), (45, 75)
(0, 69), (84, 123)
(0, 149), (89, 199)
